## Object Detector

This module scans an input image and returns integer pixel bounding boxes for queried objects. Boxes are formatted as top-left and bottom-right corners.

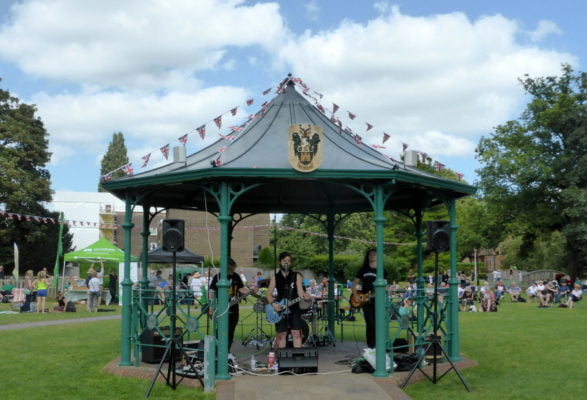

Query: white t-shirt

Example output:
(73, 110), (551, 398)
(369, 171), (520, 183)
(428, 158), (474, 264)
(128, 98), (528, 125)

(571, 289), (582, 299)
(191, 277), (203, 296)
(88, 277), (101, 293)
(240, 273), (247, 285)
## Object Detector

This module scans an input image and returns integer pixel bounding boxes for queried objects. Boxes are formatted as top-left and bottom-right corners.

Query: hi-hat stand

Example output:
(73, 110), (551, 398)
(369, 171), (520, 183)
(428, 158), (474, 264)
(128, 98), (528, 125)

(401, 252), (470, 392)
(242, 300), (272, 349)
(146, 251), (203, 397)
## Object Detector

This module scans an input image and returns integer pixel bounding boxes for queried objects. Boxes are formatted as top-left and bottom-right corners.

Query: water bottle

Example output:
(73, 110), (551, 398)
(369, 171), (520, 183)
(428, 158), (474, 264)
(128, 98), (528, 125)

(250, 354), (256, 372)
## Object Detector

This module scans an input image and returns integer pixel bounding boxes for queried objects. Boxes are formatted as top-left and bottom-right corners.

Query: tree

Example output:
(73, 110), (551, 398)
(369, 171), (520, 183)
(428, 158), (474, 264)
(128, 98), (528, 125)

(476, 65), (587, 280)
(98, 132), (129, 192)
(0, 82), (73, 272)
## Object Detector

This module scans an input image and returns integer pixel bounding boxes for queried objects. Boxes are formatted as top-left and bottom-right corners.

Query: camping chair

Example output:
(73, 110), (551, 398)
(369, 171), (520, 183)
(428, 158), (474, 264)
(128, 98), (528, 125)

(10, 288), (26, 311)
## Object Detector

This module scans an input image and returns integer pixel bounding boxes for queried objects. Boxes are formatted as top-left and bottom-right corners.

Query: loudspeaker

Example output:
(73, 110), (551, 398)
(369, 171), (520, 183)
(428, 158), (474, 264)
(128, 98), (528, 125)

(427, 220), (450, 252)
(277, 347), (318, 374)
(141, 327), (183, 363)
(162, 219), (185, 252)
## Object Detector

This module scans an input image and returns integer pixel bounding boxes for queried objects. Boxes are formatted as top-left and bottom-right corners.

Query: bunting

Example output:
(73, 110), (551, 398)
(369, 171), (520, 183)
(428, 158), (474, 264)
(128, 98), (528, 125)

(262, 88), (272, 95)
(230, 106), (238, 116)
(332, 103), (339, 114)
(348, 111), (356, 120)
(402, 142), (408, 152)
(141, 153), (151, 168)
(178, 134), (188, 145)
(366, 122), (373, 131)
(456, 173), (464, 181)
(354, 135), (362, 145)
(246, 98), (254, 106)
(197, 125), (206, 140)
(160, 144), (170, 160)
(420, 152), (428, 162)
(214, 115), (222, 129)
(123, 163), (134, 176)
(382, 132), (390, 144)
(371, 144), (385, 149)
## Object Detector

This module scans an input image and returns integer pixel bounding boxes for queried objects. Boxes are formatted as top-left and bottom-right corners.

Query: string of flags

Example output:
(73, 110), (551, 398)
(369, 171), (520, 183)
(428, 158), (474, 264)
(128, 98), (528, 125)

(101, 74), (464, 182)
(0, 209), (413, 245)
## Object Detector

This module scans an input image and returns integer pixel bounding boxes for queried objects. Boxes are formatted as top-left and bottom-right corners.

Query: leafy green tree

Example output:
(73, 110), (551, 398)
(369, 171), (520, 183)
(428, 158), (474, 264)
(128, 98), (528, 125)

(476, 65), (587, 280)
(98, 132), (129, 192)
(0, 83), (73, 272)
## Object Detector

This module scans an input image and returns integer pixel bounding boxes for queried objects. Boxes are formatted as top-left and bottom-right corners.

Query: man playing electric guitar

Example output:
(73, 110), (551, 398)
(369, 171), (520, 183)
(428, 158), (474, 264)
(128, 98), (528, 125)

(352, 249), (388, 349)
(267, 252), (312, 348)
(208, 258), (257, 351)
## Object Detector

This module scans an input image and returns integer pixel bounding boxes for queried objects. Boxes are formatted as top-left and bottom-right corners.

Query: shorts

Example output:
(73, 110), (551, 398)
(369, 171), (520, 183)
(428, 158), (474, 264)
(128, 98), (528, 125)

(37, 289), (48, 297)
(571, 295), (581, 302)
(275, 306), (304, 333)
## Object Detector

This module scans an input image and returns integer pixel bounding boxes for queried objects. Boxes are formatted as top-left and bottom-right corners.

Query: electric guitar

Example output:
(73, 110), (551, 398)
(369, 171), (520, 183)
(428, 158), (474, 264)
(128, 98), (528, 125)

(265, 296), (312, 323)
(350, 291), (373, 308)
(228, 288), (265, 307)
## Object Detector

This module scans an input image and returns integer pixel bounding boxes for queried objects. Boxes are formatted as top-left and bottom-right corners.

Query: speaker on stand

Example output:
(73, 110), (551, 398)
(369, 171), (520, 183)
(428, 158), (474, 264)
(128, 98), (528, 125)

(401, 220), (470, 392)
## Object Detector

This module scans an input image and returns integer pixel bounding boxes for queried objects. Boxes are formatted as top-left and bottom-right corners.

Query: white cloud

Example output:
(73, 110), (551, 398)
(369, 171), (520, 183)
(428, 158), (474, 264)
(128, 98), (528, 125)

(0, 0), (287, 90)
(305, 0), (320, 21)
(373, 1), (390, 14)
(278, 8), (576, 158)
(35, 85), (249, 162)
(528, 20), (562, 42)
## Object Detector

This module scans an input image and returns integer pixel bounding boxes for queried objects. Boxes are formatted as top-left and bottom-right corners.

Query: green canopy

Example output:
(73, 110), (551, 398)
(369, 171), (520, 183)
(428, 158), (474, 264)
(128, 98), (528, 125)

(64, 238), (137, 263)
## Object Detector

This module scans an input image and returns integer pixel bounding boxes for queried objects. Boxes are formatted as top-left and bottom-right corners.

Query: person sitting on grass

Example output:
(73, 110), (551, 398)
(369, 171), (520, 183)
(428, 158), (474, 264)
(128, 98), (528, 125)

(508, 282), (522, 302)
(495, 280), (506, 302)
(461, 286), (475, 311)
(53, 291), (66, 312)
(526, 283), (538, 302)
(537, 281), (556, 308)
(566, 284), (583, 309)
(555, 280), (570, 303)
(482, 286), (496, 312)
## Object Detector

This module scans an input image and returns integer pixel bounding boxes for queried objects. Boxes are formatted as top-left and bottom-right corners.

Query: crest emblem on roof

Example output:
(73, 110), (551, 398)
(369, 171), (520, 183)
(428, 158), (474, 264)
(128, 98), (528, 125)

(288, 124), (323, 172)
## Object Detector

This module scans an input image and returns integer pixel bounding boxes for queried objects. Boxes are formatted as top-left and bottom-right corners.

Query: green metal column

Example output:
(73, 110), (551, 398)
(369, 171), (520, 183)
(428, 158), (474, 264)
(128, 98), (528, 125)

(119, 194), (134, 366)
(216, 182), (231, 380)
(373, 185), (389, 377)
(414, 211), (426, 348)
(326, 214), (336, 341)
(140, 206), (150, 324)
(446, 199), (461, 361)
(52, 212), (64, 289)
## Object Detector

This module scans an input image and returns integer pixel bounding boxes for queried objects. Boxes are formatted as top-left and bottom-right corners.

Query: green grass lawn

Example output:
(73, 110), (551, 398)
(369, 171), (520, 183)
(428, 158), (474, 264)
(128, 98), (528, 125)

(1, 297), (585, 399)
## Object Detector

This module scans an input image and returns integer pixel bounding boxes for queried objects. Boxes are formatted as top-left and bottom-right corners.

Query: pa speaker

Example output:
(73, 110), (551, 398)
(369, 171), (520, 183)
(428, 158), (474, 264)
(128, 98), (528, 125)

(427, 220), (450, 252)
(162, 219), (185, 252)
(277, 347), (318, 374)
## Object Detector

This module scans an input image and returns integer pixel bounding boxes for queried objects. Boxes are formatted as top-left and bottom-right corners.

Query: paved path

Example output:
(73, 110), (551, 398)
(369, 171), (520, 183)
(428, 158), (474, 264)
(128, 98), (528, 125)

(0, 315), (121, 331)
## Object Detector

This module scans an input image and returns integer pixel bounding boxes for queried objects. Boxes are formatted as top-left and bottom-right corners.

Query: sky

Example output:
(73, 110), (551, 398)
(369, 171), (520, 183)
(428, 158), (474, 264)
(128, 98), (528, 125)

(0, 0), (585, 193)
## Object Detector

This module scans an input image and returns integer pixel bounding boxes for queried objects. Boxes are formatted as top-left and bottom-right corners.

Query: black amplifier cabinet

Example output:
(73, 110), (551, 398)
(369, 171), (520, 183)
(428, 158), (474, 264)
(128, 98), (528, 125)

(140, 327), (183, 363)
(277, 347), (318, 374)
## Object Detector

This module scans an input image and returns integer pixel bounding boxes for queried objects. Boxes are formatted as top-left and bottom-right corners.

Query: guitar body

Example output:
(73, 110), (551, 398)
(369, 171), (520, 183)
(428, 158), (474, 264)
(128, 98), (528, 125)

(265, 297), (307, 323)
(350, 291), (372, 308)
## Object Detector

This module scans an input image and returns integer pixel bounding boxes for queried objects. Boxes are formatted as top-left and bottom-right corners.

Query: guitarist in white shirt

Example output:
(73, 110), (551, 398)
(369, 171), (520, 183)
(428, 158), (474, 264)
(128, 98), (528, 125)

(208, 258), (257, 351)
(267, 252), (312, 348)
(352, 249), (388, 349)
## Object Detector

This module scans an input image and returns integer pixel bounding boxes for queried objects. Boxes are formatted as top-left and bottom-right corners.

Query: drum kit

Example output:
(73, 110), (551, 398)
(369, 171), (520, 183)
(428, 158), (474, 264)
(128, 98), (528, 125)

(242, 297), (272, 349)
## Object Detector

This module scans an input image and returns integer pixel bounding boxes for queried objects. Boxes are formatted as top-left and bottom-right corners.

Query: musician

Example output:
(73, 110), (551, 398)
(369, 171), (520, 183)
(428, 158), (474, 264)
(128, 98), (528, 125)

(267, 252), (312, 348)
(209, 258), (256, 351)
(352, 249), (388, 349)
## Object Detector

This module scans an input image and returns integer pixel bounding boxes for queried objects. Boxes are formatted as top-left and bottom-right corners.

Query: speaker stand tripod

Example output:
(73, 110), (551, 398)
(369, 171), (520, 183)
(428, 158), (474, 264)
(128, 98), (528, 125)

(400, 251), (470, 391)
(242, 302), (271, 349)
(145, 250), (203, 397)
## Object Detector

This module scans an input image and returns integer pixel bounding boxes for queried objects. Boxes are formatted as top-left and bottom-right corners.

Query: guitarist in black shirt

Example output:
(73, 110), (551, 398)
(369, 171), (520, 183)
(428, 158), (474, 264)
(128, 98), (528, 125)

(267, 252), (312, 348)
(209, 258), (257, 351)
(352, 249), (388, 349)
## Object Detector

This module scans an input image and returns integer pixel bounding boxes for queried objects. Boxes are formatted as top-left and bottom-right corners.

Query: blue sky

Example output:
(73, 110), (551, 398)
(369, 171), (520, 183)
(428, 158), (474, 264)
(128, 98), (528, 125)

(0, 0), (584, 193)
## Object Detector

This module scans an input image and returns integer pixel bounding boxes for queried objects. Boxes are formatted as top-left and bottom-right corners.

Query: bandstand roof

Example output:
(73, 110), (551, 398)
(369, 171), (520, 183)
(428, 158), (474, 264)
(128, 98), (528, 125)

(103, 77), (475, 214)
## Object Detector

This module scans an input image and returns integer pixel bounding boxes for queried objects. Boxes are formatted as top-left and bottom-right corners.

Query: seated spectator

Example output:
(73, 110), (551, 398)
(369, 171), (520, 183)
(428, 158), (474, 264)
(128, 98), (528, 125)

(495, 280), (506, 302)
(526, 283), (538, 302)
(461, 286), (474, 311)
(508, 282), (522, 302)
(1, 277), (15, 301)
(537, 281), (556, 308)
(566, 284), (583, 308)
(555, 281), (570, 303)
(481, 286), (497, 312)
(53, 291), (67, 312)
(306, 279), (322, 298)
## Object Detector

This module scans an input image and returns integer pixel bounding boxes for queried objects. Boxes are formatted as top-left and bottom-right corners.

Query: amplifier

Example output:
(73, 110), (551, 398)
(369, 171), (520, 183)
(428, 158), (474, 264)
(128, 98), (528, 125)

(277, 347), (318, 374)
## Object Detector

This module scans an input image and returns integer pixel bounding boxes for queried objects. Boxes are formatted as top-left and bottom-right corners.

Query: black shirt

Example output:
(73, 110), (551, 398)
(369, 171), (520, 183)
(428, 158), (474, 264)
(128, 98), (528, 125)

(275, 270), (300, 302)
(210, 272), (244, 310)
(355, 265), (388, 293)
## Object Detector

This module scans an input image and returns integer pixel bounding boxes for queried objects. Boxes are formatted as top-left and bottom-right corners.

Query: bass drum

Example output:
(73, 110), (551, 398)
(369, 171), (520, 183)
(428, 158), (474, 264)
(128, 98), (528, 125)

(285, 320), (309, 347)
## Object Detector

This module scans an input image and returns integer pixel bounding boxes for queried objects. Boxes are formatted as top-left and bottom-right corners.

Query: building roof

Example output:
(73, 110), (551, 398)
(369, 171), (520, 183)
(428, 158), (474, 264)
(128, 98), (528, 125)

(104, 76), (475, 214)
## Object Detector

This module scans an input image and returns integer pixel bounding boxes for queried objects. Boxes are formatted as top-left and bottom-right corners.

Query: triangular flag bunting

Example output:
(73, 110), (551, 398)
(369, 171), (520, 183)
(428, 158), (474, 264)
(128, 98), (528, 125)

(402, 142), (408, 152)
(262, 88), (272, 95)
(382, 132), (390, 144)
(197, 125), (206, 140)
(160, 144), (170, 160)
(354, 135), (362, 145)
(246, 98), (254, 106)
(214, 115), (222, 129)
(332, 103), (339, 114)
(178, 134), (188, 145)
(366, 122), (373, 131)
(230, 107), (238, 116)
(348, 111), (356, 120)
(141, 153), (151, 168)
(123, 163), (134, 176)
